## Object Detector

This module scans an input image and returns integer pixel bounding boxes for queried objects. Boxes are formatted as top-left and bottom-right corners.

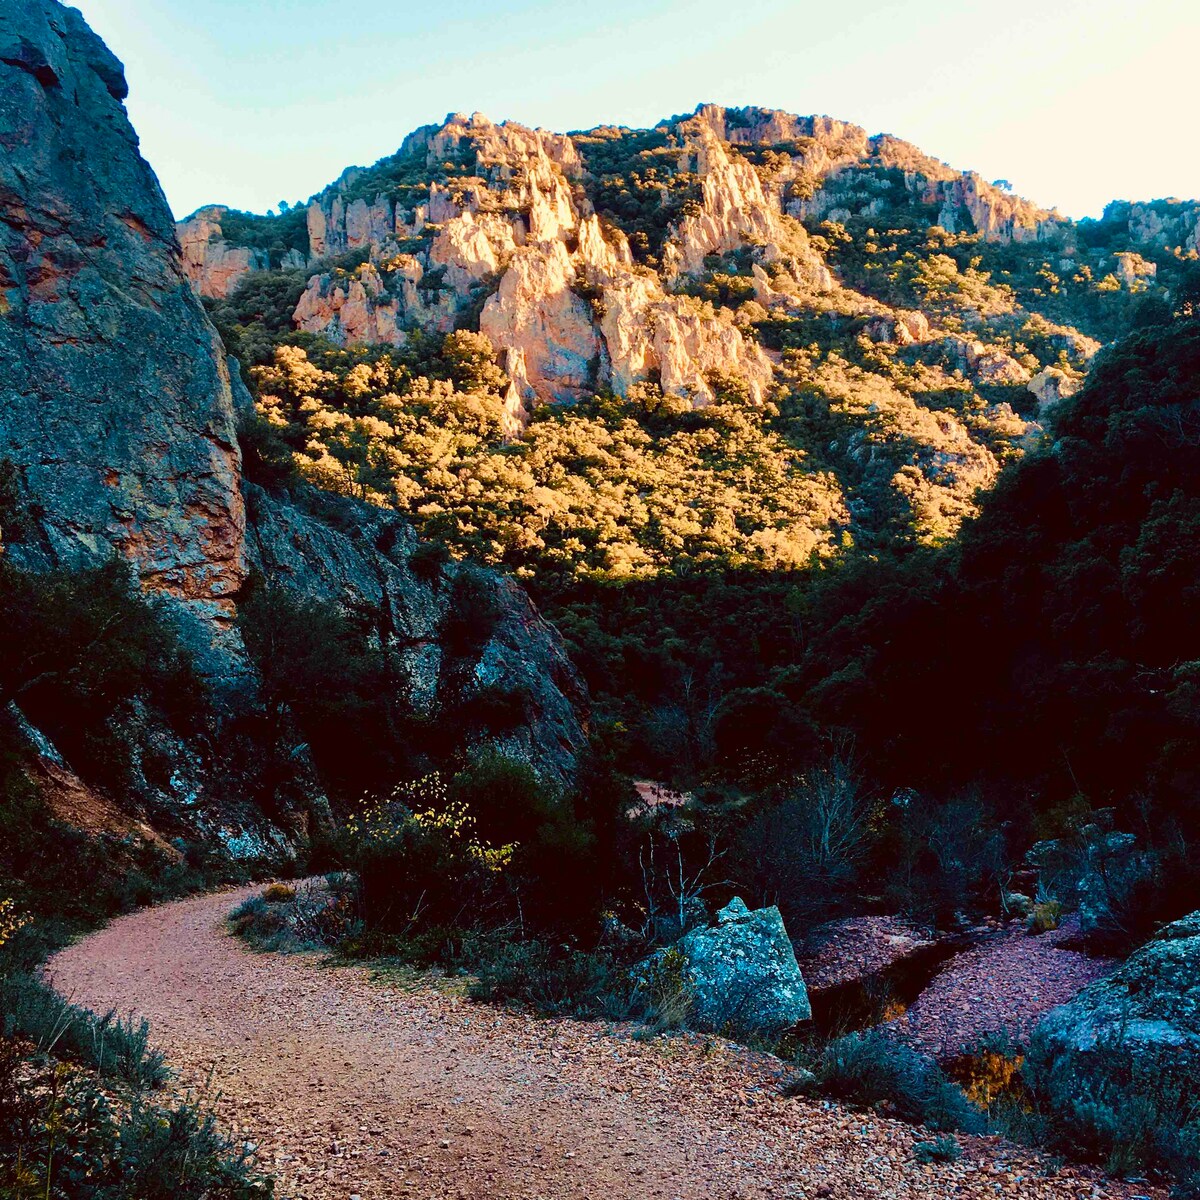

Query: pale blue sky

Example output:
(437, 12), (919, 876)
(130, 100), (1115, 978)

(75, 0), (1196, 221)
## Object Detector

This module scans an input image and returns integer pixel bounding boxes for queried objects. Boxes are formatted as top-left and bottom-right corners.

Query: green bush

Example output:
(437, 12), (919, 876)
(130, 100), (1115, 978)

(0, 1049), (272, 1199)
(0, 559), (207, 801)
(912, 1135), (962, 1164)
(1027, 899), (1063, 933)
(110, 1096), (271, 1199)
(227, 896), (289, 951)
(469, 941), (627, 1018)
(448, 752), (602, 935)
(0, 973), (167, 1091)
(797, 1029), (984, 1133)
(469, 940), (693, 1029)
(237, 411), (299, 489)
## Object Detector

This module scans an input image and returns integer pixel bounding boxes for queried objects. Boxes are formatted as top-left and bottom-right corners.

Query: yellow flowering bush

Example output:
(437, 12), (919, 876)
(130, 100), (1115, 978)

(345, 773), (516, 874)
(0, 896), (27, 952)
(344, 774), (516, 935)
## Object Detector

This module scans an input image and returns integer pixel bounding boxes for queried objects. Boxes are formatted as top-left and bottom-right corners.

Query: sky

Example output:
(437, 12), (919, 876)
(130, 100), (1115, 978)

(74, 0), (1198, 222)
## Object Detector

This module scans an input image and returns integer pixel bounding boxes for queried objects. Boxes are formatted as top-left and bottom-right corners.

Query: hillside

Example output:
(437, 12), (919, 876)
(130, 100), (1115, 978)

(182, 104), (1199, 772)
(186, 105), (1114, 565)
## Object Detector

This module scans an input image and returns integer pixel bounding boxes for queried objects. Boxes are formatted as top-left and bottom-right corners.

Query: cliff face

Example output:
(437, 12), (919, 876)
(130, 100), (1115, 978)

(0, 1), (246, 637)
(0, 0), (589, 852)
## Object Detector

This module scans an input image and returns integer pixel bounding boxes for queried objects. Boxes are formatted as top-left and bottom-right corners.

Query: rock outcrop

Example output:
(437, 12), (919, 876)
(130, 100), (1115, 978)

(177, 206), (267, 298)
(654, 896), (811, 1038)
(1036, 911), (1200, 1057)
(0, 0), (247, 646)
(1104, 198), (1200, 256)
(1030, 912), (1200, 1127)
(173, 100), (1109, 451)
(1028, 366), (1082, 409)
(0, 0), (589, 851)
(246, 487), (588, 782)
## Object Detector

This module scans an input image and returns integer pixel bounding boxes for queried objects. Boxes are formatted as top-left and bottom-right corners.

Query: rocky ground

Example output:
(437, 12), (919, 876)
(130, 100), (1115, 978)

(47, 888), (1160, 1200)
(893, 917), (1117, 1059)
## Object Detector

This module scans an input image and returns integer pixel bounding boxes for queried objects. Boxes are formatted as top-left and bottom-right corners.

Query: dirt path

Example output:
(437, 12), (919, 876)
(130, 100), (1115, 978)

(47, 888), (1158, 1200)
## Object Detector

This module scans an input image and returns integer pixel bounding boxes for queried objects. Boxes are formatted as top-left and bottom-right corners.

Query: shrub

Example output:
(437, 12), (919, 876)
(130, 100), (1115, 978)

(912, 1135), (962, 1164)
(469, 940), (694, 1029)
(346, 775), (514, 937)
(409, 539), (450, 580)
(1027, 900), (1062, 933)
(236, 411), (299, 489)
(881, 791), (1006, 923)
(236, 579), (404, 801)
(229, 881), (358, 955)
(735, 755), (879, 924)
(227, 896), (288, 951)
(627, 945), (694, 1032)
(0, 973), (167, 1091)
(0, 559), (207, 799)
(798, 1029), (984, 1133)
(0, 899), (26, 954)
(441, 568), (501, 651)
(469, 941), (626, 1018)
(112, 1094), (272, 1199)
(0, 1051), (273, 1199)
(448, 752), (602, 935)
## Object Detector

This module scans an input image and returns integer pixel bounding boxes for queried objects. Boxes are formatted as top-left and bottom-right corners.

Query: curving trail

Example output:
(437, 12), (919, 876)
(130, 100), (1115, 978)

(48, 887), (1158, 1200)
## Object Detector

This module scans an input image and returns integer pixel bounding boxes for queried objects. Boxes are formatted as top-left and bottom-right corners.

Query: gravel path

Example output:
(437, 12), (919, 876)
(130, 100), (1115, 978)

(895, 917), (1117, 1059)
(47, 888), (1157, 1200)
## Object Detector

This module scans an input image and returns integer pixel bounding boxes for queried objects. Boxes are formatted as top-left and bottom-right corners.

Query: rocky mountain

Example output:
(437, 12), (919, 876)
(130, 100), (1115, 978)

(183, 100), (1188, 587)
(0, 0), (587, 861)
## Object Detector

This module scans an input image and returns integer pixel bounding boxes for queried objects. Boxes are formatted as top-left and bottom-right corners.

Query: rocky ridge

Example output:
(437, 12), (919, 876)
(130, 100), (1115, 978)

(176, 97), (1194, 562)
(179, 104), (1097, 426)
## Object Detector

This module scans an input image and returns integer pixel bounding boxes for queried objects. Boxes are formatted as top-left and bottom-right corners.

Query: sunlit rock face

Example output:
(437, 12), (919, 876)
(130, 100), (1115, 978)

(170, 101), (1111, 436)
(177, 206), (267, 299)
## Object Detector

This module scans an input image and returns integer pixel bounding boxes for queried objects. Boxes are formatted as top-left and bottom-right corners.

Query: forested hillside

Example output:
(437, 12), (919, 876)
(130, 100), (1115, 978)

(185, 104), (1200, 779)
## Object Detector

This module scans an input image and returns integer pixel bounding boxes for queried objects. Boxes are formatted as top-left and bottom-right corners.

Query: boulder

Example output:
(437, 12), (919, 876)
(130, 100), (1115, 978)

(1030, 912), (1200, 1121)
(656, 896), (810, 1038)
(1028, 366), (1081, 409)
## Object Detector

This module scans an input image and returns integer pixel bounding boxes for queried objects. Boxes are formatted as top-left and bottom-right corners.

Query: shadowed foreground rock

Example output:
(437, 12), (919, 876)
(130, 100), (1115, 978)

(1034, 911), (1200, 1061)
(1028, 911), (1200, 1151)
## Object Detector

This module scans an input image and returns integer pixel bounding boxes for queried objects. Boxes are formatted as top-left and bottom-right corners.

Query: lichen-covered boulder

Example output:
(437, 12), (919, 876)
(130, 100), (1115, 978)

(1034, 911), (1200, 1059)
(666, 896), (811, 1038)
(1028, 911), (1200, 1144)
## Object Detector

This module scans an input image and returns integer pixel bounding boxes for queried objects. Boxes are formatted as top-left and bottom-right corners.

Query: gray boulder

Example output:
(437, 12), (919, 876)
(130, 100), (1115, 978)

(1028, 911), (1200, 1142)
(1035, 911), (1200, 1059)
(659, 897), (811, 1039)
